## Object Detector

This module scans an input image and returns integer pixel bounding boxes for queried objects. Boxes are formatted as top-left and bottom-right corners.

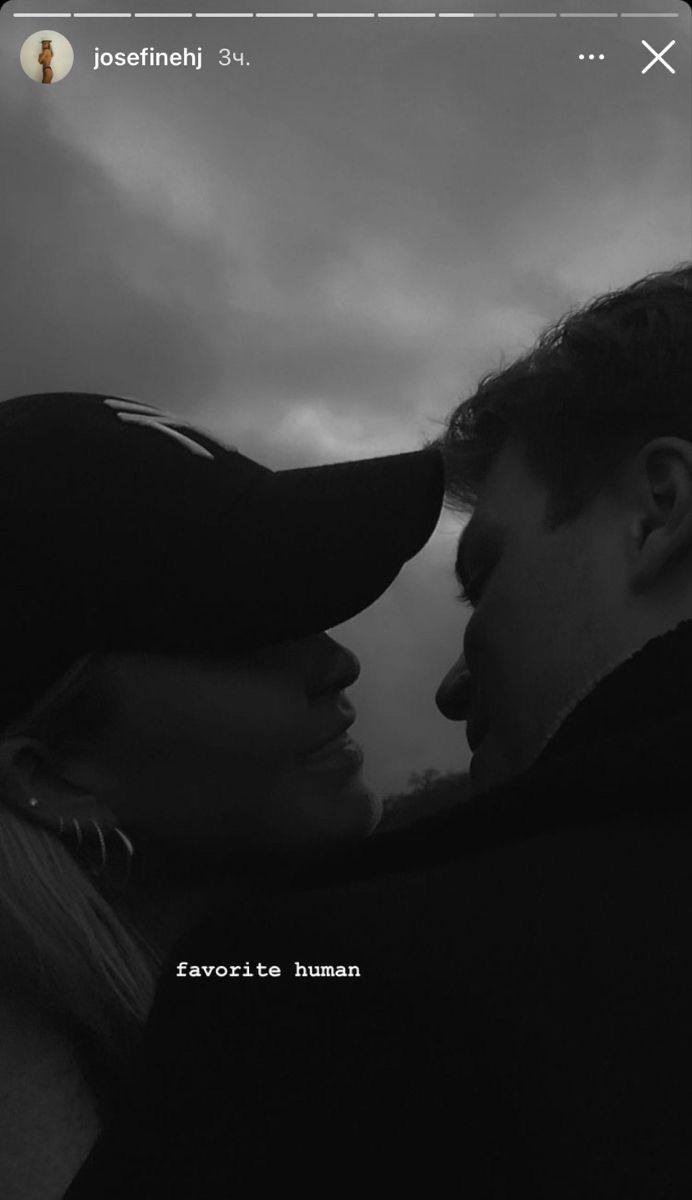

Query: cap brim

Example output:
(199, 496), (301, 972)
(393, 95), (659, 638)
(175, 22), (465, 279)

(224, 447), (444, 647)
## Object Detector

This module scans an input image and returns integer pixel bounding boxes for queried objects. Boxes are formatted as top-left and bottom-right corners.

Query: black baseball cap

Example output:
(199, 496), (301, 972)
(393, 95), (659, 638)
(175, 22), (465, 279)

(0, 393), (443, 730)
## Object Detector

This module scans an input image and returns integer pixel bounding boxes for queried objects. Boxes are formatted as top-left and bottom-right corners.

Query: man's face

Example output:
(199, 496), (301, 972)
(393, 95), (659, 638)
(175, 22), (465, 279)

(436, 439), (632, 794)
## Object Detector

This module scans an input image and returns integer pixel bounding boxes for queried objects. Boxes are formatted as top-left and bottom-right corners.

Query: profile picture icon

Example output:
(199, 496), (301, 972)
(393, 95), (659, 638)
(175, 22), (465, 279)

(20, 30), (74, 84)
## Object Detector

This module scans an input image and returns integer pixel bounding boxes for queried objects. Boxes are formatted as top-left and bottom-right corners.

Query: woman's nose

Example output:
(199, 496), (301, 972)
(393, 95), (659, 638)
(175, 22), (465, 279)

(309, 634), (361, 698)
(436, 654), (474, 721)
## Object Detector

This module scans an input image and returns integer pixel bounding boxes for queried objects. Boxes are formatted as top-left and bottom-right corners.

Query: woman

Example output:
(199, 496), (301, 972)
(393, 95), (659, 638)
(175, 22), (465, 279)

(38, 38), (54, 83)
(0, 391), (442, 1198)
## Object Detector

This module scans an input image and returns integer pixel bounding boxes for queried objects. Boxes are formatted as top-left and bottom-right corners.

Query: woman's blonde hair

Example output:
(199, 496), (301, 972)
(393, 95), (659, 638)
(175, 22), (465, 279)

(0, 654), (162, 1122)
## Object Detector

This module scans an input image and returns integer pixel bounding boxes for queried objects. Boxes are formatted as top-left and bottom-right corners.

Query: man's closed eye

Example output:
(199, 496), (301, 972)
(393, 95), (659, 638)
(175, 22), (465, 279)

(457, 565), (492, 608)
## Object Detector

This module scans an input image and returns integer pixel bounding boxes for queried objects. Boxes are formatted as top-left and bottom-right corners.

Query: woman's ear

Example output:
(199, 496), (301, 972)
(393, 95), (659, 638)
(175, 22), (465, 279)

(0, 735), (116, 830)
(629, 437), (692, 594)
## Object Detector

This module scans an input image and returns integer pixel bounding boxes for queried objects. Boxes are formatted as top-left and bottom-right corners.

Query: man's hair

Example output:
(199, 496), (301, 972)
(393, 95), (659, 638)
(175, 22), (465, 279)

(435, 262), (692, 527)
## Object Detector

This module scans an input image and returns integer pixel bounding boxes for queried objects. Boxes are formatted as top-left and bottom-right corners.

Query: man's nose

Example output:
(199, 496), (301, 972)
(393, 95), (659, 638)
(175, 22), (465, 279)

(436, 654), (474, 721)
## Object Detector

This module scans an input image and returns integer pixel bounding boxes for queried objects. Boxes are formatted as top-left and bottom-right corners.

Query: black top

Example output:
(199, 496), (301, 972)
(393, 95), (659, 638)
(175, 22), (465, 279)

(64, 621), (692, 1198)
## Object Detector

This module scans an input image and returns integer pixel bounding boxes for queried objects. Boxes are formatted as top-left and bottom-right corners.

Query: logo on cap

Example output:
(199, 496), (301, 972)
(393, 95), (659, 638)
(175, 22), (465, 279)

(103, 397), (227, 461)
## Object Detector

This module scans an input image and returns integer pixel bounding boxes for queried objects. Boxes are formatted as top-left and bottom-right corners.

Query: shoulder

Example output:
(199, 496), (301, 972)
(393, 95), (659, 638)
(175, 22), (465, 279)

(0, 1000), (102, 1200)
(155, 797), (692, 1029)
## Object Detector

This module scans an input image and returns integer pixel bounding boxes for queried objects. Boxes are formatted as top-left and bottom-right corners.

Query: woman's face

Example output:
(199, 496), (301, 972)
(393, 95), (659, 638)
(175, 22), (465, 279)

(88, 633), (380, 871)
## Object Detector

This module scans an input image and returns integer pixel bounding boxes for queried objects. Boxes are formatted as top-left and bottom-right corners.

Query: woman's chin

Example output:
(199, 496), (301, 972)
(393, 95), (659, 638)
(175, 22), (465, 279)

(333, 776), (381, 837)
(307, 774), (381, 850)
(362, 787), (384, 835)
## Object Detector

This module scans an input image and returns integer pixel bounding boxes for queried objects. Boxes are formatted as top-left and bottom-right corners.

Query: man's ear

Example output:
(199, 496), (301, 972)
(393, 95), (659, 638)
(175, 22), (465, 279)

(628, 437), (692, 594)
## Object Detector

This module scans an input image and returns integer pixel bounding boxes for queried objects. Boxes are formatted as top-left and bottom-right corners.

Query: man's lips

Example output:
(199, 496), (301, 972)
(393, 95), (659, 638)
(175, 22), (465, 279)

(466, 712), (490, 754)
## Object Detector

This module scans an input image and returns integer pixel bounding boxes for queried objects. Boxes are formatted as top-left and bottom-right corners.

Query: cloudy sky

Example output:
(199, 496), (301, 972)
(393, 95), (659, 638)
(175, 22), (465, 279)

(0, 0), (689, 795)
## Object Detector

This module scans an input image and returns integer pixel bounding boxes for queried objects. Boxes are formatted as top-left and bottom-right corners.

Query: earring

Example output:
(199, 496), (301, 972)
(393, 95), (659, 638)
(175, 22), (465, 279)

(28, 800), (67, 844)
(112, 827), (135, 886)
(55, 814), (135, 888)
(26, 801), (121, 883)
(113, 827), (134, 858)
(88, 819), (107, 875)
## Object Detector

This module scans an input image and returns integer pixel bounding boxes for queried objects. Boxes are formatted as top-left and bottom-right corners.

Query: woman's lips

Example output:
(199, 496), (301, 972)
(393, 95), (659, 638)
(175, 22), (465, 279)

(301, 730), (364, 773)
(302, 719), (355, 759)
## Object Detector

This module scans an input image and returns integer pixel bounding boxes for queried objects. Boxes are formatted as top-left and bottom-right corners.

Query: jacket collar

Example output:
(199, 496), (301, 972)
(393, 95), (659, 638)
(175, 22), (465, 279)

(487, 617), (692, 841)
(536, 618), (692, 769)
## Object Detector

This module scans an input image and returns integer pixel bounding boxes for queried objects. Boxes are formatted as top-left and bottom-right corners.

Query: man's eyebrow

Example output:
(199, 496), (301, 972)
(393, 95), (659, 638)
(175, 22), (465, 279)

(454, 524), (474, 587)
(454, 521), (502, 586)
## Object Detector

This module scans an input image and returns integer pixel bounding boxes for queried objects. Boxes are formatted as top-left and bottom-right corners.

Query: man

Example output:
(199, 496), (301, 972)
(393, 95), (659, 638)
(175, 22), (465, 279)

(65, 262), (692, 1198)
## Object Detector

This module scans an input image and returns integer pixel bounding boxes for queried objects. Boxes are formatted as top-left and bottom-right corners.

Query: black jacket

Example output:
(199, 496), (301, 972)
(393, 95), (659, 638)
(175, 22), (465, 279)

(65, 622), (692, 1198)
